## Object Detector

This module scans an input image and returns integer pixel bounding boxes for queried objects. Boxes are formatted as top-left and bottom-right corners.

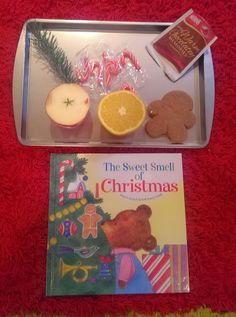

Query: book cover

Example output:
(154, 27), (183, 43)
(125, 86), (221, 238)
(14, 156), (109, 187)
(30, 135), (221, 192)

(46, 153), (189, 296)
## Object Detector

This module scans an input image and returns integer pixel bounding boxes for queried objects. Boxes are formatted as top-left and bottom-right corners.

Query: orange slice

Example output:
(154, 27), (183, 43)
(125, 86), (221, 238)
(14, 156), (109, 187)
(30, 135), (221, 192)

(98, 90), (146, 136)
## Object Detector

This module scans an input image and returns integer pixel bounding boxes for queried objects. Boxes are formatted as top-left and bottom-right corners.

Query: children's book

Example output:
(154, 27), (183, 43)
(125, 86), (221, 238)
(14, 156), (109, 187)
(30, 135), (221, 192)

(46, 153), (190, 296)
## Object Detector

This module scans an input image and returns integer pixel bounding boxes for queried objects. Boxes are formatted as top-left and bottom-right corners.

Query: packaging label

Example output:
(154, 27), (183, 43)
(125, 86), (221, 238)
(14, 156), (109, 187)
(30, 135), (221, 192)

(147, 9), (217, 81)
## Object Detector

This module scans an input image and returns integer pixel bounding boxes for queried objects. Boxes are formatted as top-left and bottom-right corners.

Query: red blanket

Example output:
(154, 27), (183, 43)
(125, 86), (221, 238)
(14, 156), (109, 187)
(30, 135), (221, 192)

(0, 0), (235, 316)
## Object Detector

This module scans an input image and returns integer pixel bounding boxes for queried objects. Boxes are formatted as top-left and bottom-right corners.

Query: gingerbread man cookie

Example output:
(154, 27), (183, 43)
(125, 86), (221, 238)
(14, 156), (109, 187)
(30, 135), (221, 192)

(78, 204), (103, 239)
(145, 90), (196, 143)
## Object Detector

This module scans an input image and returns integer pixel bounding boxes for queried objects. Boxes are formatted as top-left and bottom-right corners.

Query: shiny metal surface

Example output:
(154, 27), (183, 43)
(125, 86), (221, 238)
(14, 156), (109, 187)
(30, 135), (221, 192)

(13, 19), (215, 148)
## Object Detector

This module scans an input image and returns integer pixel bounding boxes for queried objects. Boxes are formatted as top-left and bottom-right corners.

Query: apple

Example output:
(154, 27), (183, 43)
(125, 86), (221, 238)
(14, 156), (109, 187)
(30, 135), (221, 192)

(45, 83), (90, 127)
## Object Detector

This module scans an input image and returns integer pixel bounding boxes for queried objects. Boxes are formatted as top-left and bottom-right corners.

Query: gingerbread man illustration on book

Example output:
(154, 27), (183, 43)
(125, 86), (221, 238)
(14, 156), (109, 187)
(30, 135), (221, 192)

(101, 204), (157, 294)
(78, 204), (103, 239)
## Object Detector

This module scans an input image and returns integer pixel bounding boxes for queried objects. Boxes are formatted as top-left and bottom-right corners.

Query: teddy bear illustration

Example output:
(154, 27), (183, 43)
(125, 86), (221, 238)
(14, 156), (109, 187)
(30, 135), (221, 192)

(101, 204), (157, 294)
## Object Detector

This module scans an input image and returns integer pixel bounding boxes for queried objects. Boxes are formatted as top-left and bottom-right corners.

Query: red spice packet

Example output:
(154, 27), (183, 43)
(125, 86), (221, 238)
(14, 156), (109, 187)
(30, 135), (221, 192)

(146, 9), (217, 81)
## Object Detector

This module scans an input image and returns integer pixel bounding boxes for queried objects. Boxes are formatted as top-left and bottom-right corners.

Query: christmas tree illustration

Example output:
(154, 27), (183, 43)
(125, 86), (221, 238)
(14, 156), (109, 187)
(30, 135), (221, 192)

(46, 154), (115, 296)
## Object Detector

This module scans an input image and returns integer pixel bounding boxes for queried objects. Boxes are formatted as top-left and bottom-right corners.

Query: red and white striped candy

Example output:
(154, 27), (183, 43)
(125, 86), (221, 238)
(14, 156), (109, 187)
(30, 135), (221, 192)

(102, 52), (121, 88)
(76, 56), (90, 83)
(106, 59), (120, 75)
(89, 60), (104, 86)
(121, 83), (135, 93)
(59, 160), (74, 206)
(119, 50), (141, 70)
(105, 60), (120, 88)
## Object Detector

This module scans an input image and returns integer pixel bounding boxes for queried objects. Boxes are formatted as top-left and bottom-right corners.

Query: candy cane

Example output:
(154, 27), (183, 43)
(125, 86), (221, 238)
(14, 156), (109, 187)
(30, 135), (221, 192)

(76, 56), (90, 83)
(119, 50), (141, 70)
(121, 83), (135, 93)
(105, 60), (120, 88)
(107, 59), (120, 75)
(89, 60), (104, 86)
(59, 160), (74, 206)
(102, 52), (121, 88)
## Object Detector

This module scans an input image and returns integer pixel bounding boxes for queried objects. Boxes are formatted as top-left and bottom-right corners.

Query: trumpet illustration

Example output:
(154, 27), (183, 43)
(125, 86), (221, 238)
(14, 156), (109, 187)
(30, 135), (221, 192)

(59, 258), (98, 283)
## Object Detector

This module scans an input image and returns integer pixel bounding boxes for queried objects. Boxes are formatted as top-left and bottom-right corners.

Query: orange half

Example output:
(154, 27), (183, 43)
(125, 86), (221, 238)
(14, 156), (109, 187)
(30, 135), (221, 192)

(98, 90), (146, 136)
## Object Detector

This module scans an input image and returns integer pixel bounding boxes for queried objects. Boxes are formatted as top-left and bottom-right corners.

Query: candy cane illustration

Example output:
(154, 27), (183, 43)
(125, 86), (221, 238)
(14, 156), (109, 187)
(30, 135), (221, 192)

(119, 50), (141, 70)
(59, 160), (74, 206)
(76, 56), (90, 83)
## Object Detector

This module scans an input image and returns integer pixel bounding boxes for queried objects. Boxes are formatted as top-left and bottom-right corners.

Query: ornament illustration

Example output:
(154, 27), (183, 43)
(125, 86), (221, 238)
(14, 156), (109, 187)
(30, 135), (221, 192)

(99, 256), (112, 280)
(58, 220), (78, 238)
(58, 245), (99, 258)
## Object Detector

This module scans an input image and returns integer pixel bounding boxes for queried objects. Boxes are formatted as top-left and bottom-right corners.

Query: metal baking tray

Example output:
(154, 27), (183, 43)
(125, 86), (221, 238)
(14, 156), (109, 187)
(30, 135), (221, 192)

(13, 19), (215, 148)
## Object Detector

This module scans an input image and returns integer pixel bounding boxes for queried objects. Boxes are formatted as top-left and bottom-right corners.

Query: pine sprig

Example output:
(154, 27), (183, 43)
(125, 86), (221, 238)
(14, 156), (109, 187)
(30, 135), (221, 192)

(84, 190), (103, 204)
(28, 22), (77, 83)
(75, 157), (88, 175)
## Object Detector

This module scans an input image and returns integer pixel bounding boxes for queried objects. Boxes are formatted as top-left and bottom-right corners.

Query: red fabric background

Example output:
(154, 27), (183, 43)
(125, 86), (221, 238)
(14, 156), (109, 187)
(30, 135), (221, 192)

(0, 1), (235, 316)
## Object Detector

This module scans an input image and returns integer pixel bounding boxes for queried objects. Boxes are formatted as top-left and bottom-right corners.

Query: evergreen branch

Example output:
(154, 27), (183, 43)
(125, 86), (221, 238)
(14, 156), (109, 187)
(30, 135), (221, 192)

(84, 190), (103, 204)
(28, 22), (77, 83)
(96, 206), (111, 220)
(75, 158), (88, 175)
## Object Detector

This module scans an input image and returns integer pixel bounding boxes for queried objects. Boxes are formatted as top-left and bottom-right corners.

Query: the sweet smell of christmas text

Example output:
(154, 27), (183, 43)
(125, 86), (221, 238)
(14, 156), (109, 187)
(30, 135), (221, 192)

(95, 161), (178, 198)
